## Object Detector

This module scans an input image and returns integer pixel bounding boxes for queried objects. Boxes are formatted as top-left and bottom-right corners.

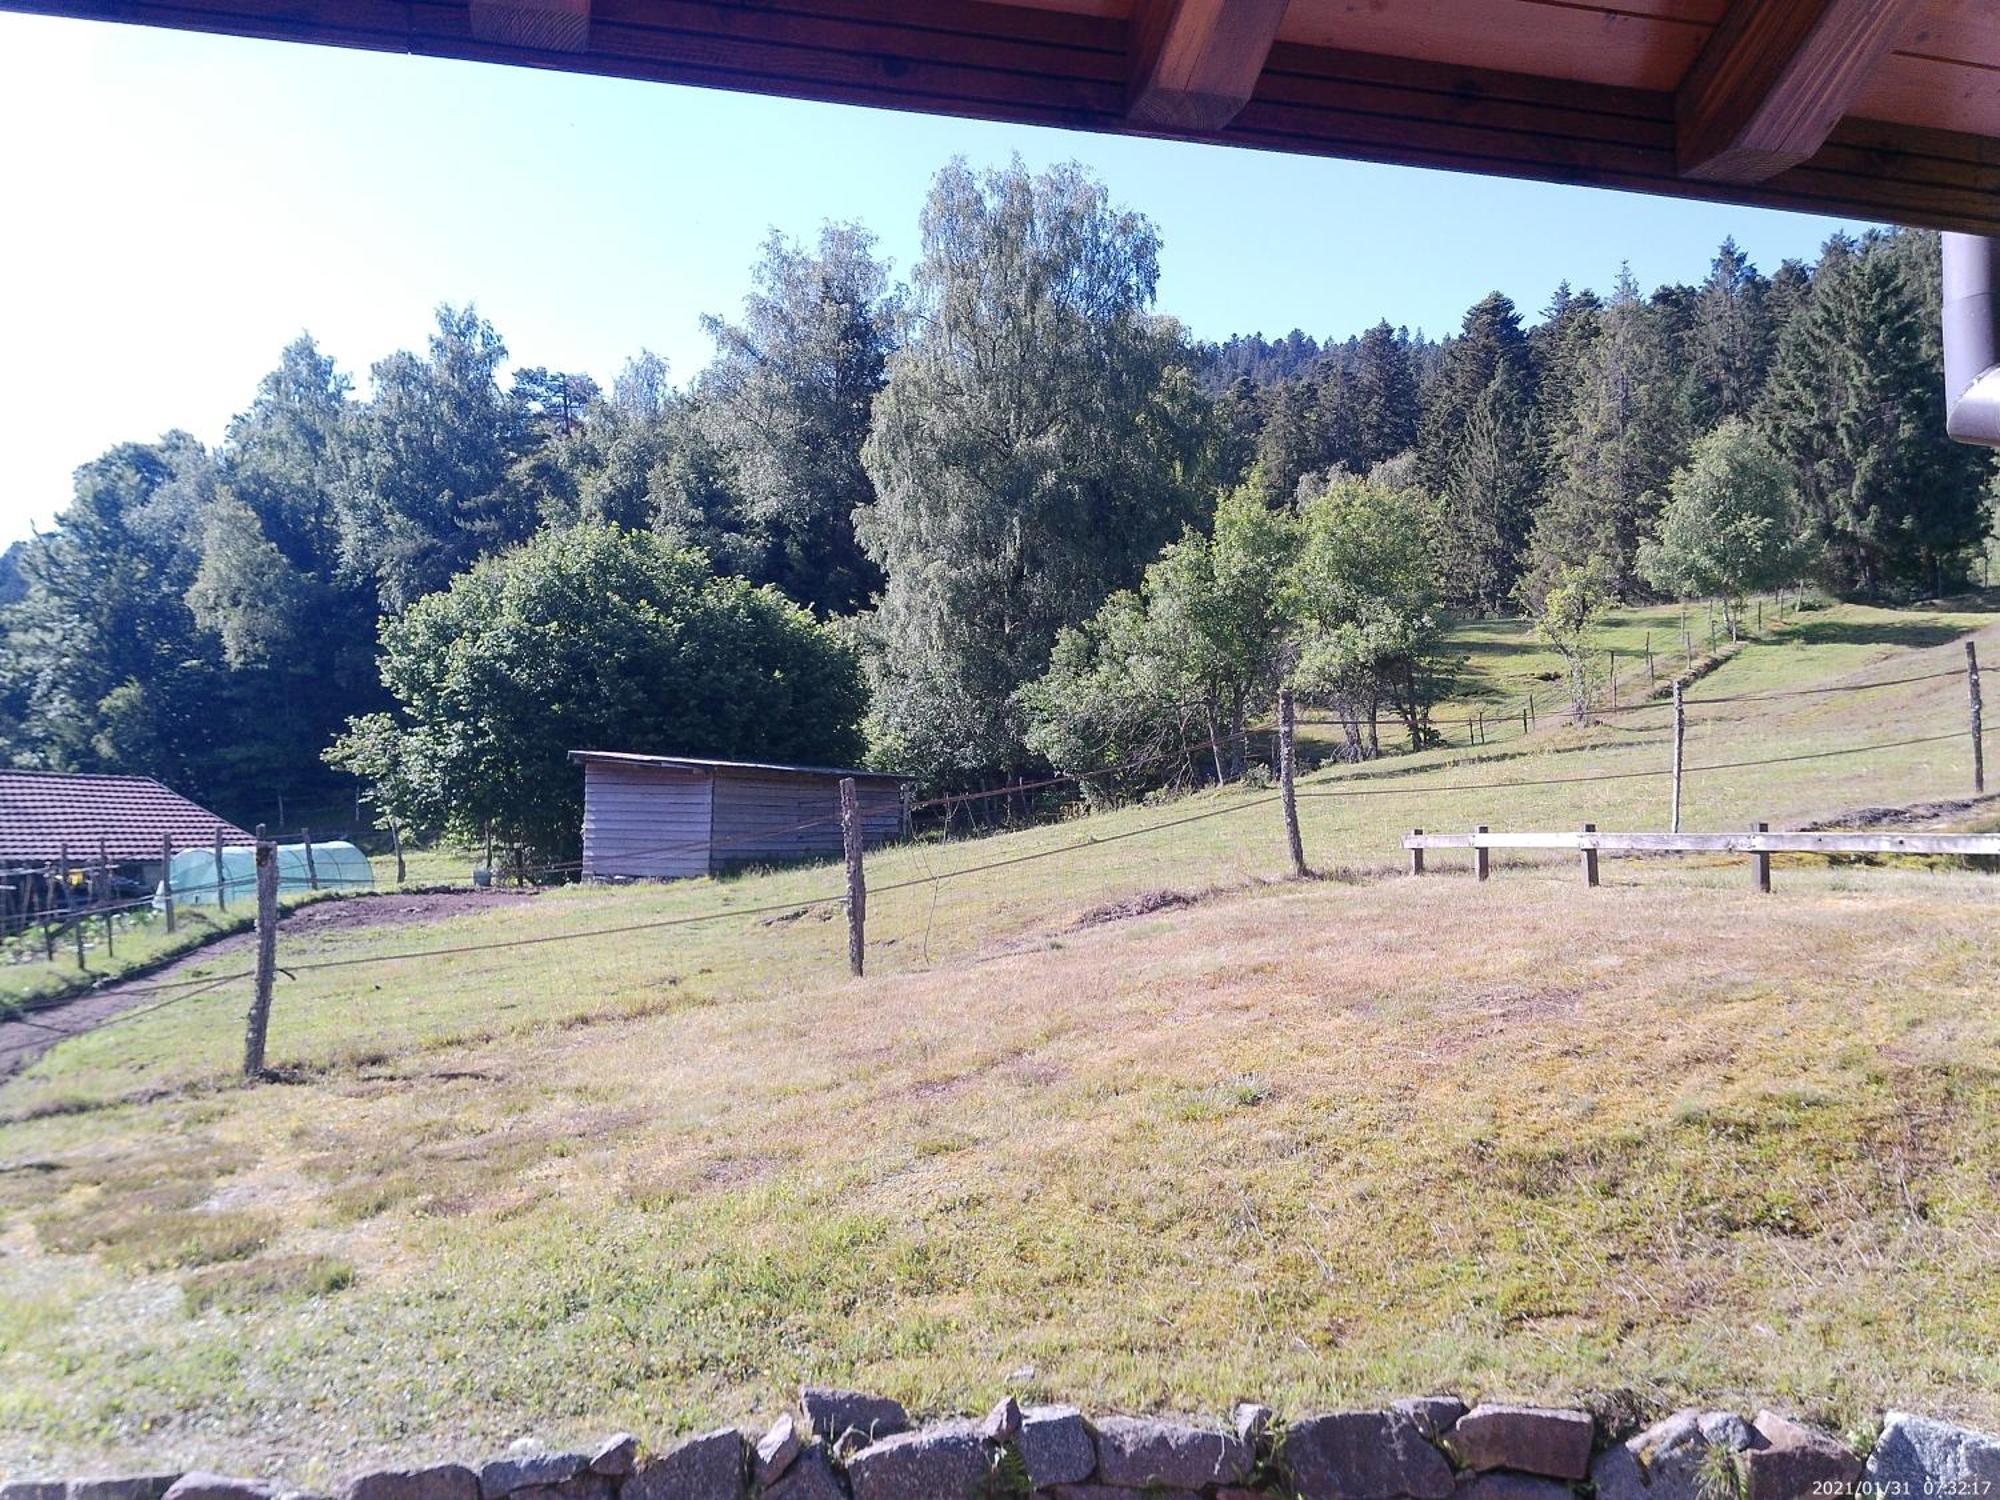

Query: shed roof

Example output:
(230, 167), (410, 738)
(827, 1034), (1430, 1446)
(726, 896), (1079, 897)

(3, 0), (1998, 233)
(568, 750), (912, 782)
(0, 769), (251, 865)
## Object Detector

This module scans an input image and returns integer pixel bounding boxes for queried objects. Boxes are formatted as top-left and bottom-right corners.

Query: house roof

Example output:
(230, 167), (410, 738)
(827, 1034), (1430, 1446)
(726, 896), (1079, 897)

(0, 769), (252, 865)
(0, 0), (1996, 232)
(569, 750), (912, 782)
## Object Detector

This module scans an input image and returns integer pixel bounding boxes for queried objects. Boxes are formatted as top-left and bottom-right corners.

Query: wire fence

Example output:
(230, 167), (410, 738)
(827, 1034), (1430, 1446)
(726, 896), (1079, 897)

(0, 631), (1989, 1079)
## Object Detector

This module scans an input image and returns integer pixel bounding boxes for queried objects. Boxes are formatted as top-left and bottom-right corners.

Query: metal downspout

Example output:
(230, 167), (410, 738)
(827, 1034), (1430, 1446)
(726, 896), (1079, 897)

(1942, 232), (2000, 446)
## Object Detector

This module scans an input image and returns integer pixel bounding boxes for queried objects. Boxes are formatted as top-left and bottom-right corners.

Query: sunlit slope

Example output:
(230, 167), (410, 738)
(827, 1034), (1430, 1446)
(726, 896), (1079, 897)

(0, 599), (1995, 1482)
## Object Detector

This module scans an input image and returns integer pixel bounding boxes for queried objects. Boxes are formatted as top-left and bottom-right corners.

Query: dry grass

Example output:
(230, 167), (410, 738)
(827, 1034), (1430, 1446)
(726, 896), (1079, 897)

(0, 600), (1996, 1485)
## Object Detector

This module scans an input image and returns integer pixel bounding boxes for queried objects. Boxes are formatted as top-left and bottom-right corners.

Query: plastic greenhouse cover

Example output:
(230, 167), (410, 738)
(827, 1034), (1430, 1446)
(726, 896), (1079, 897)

(156, 841), (375, 906)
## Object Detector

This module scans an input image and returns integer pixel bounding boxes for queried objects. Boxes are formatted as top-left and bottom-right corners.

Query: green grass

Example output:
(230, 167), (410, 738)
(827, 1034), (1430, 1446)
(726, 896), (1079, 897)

(1, 843), (482, 1012)
(367, 842), (485, 889)
(0, 599), (1996, 1484)
(0, 906), (256, 1013)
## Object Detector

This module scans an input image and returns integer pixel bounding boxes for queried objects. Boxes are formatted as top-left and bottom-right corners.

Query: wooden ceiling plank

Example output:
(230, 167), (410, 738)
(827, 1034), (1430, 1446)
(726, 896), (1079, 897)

(1676, 0), (1922, 180)
(10, 0), (2000, 232)
(468, 0), (587, 51)
(1274, 0), (1709, 92)
(1127, 0), (1288, 130)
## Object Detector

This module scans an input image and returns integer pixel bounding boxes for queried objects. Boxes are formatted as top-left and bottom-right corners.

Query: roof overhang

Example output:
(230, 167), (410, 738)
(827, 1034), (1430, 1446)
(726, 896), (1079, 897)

(569, 750), (912, 782)
(6, 0), (2000, 234)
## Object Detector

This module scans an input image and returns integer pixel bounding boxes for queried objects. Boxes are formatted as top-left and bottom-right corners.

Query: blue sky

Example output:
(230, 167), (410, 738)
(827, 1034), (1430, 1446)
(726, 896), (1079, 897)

(0, 10), (1878, 545)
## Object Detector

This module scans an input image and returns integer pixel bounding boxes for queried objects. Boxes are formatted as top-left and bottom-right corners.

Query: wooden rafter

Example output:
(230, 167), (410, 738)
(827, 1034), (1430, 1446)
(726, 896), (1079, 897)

(7, 0), (2000, 231)
(469, 0), (587, 52)
(1676, 0), (1921, 182)
(1127, 0), (1288, 132)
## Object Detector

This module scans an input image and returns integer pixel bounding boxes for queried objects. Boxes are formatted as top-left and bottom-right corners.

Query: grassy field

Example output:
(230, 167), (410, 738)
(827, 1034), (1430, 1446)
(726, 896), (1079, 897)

(0, 598), (1996, 1485)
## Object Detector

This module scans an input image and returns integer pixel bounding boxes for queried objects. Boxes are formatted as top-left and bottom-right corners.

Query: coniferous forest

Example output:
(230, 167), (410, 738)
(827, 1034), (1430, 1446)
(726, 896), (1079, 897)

(1, 157), (1993, 855)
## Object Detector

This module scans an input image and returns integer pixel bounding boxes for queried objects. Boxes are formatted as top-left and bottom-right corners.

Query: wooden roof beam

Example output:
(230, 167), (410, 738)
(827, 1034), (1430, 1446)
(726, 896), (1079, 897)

(1676, 0), (1921, 182)
(1127, 0), (1288, 133)
(469, 0), (588, 52)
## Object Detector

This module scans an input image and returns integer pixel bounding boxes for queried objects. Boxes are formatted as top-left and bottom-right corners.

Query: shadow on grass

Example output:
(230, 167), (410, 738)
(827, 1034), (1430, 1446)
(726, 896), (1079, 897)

(1783, 619), (1968, 650)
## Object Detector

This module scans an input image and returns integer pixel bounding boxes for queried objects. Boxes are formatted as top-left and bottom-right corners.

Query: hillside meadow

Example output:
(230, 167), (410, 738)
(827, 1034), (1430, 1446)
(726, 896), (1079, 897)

(0, 599), (1995, 1484)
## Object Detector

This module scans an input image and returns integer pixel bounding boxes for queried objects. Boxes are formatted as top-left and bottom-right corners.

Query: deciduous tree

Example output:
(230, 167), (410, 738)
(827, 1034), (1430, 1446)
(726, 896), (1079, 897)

(328, 526), (866, 858)
(857, 158), (1214, 777)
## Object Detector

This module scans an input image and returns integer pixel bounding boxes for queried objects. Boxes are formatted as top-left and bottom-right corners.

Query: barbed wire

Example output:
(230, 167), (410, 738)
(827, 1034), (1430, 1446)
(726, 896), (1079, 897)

(1297, 728), (1974, 801)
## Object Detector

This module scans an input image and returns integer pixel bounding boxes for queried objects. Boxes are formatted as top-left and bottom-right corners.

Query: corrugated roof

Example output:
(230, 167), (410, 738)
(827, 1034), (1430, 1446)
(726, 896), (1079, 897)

(0, 770), (251, 865)
(568, 751), (911, 782)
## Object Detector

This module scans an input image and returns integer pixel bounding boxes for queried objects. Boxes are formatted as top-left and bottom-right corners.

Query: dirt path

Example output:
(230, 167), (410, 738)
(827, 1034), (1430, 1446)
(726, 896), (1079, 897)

(0, 890), (536, 1081)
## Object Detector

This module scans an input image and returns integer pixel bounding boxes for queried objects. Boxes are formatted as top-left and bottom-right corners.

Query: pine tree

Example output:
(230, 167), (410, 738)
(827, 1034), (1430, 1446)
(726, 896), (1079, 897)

(1315, 363), (1362, 476)
(1686, 238), (1774, 429)
(1437, 366), (1538, 614)
(1529, 282), (1603, 467)
(1761, 231), (1986, 595)
(1253, 375), (1329, 503)
(695, 222), (898, 616)
(1347, 320), (1420, 470)
(1418, 292), (1535, 498)
(1527, 266), (1687, 596)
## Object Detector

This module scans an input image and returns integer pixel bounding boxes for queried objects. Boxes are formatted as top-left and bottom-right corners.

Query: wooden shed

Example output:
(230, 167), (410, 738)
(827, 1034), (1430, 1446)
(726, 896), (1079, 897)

(568, 751), (911, 880)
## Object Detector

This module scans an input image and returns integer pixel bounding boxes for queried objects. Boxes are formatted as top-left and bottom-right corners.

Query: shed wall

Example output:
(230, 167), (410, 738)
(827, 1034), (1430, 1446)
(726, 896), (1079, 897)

(709, 772), (903, 870)
(582, 762), (712, 879)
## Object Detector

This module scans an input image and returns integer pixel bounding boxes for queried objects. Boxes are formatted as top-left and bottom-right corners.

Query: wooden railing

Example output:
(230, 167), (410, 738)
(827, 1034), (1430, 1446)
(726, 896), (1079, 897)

(1402, 823), (2000, 891)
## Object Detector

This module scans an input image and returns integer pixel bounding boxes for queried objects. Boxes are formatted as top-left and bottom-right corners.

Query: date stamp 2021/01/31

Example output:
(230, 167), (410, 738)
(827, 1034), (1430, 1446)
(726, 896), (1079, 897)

(1818, 1482), (1994, 1497)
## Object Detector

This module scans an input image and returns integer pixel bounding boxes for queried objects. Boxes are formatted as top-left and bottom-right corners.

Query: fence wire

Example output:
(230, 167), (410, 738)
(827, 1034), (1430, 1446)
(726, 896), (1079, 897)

(2, 642), (1989, 1075)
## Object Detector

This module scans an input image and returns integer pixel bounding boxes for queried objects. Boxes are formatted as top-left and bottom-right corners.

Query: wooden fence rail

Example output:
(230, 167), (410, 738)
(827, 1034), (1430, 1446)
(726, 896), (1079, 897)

(1404, 825), (2000, 891)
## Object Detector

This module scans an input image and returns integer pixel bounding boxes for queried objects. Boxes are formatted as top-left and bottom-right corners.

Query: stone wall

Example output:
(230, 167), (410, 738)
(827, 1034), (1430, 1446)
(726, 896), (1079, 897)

(5, 1392), (1997, 1500)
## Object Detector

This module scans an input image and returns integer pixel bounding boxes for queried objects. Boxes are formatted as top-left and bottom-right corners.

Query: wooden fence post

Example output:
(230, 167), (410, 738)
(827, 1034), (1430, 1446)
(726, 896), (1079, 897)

(244, 825), (278, 1079)
(1474, 824), (1490, 883)
(161, 833), (175, 934)
(839, 777), (865, 978)
(302, 827), (319, 891)
(1646, 633), (1655, 683)
(97, 836), (113, 959)
(1581, 822), (1599, 888)
(1752, 821), (1771, 894)
(390, 817), (406, 886)
(1279, 689), (1306, 879)
(1671, 681), (1686, 835)
(1409, 828), (1424, 877)
(1609, 650), (1618, 709)
(1968, 641), (1985, 796)
(214, 828), (227, 911)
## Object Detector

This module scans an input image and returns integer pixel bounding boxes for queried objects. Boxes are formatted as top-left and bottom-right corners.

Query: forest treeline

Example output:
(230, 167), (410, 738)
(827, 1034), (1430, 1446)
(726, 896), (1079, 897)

(0, 156), (1992, 853)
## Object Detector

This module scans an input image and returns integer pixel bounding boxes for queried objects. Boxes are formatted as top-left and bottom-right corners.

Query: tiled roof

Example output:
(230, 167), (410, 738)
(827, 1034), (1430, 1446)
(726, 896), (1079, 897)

(0, 770), (250, 865)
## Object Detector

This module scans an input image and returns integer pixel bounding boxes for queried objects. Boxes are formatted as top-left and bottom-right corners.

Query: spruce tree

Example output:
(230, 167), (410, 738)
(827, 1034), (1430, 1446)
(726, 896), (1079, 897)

(1418, 292), (1535, 498)
(1761, 232), (1985, 594)
(1686, 237), (1774, 428)
(1253, 375), (1330, 503)
(1347, 320), (1421, 470)
(1420, 293), (1539, 609)
(1527, 266), (1687, 596)
(1437, 367), (1538, 614)
(1529, 282), (1603, 470)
